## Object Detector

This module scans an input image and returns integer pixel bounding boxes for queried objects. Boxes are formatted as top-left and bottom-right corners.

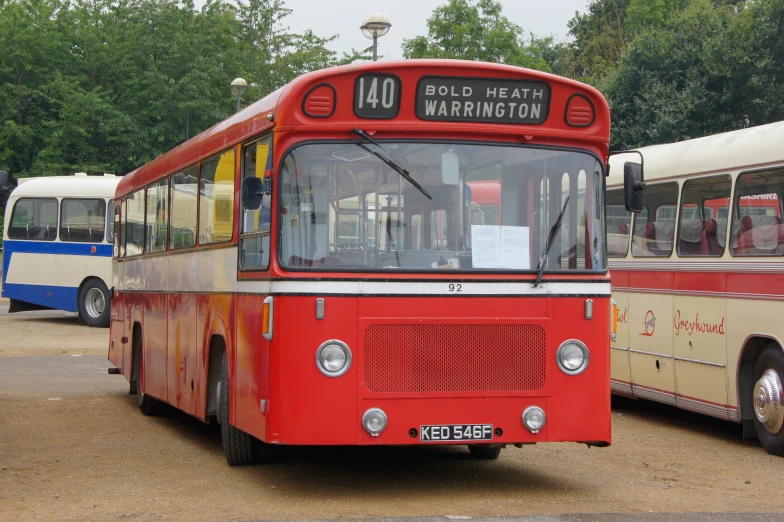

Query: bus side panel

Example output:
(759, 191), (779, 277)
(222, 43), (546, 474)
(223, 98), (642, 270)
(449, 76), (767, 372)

(196, 292), (234, 421)
(546, 297), (612, 442)
(143, 257), (168, 402)
(108, 262), (125, 373)
(234, 293), (269, 441)
(271, 296), (360, 445)
(167, 254), (198, 414)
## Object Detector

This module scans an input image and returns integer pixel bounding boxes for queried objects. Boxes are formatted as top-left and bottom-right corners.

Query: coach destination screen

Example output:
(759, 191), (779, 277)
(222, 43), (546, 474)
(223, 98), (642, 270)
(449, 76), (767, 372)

(415, 76), (550, 125)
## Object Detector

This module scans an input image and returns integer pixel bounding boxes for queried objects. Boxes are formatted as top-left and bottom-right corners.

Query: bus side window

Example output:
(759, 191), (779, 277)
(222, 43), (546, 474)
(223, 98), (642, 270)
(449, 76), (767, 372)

(112, 200), (121, 259)
(631, 182), (678, 257)
(170, 166), (198, 250)
(240, 136), (271, 270)
(731, 168), (784, 256)
(60, 198), (106, 243)
(7, 198), (58, 241)
(199, 148), (235, 245)
(606, 189), (631, 257)
(124, 189), (145, 257)
(107, 200), (115, 245)
(676, 175), (731, 257)
(145, 179), (168, 253)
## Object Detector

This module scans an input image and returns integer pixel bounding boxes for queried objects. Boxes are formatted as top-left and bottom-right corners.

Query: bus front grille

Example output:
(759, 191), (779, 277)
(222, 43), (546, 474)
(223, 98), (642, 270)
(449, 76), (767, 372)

(364, 324), (546, 393)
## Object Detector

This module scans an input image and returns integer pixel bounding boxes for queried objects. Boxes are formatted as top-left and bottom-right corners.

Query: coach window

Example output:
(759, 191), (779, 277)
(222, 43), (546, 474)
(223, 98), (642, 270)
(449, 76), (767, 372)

(240, 136), (271, 269)
(107, 200), (115, 244)
(60, 199), (106, 243)
(124, 189), (145, 257)
(112, 201), (121, 259)
(7, 198), (58, 241)
(199, 148), (235, 245)
(606, 189), (631, 257)
(677, 176), (731, 257)
(631, 182), (678, 257)
(120, 199), (127, 258)
(170, 165), (198, 249)
(145, 179), (168, 253)
(730, 168), (784, 256)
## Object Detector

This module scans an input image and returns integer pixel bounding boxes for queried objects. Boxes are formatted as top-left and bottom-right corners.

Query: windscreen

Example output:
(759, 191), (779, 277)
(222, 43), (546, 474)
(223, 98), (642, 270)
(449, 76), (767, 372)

(279, 142), (605, 272)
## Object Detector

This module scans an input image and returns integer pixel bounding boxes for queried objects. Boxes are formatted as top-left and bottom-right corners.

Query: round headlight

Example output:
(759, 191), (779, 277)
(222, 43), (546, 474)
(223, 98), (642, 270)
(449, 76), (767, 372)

(315, 340), (352, 377)
(522, 406), (546, 433)
(362, 408), (388, 436)
(556, 339), (589, 375)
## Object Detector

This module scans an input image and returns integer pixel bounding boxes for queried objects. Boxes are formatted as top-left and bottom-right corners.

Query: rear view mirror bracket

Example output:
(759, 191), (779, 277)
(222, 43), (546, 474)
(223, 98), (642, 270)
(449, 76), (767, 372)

(608, 150), (645, 213)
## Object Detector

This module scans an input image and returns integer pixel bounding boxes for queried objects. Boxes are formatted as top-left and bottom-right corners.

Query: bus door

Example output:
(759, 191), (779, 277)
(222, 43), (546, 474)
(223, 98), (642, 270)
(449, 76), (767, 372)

(672, 177), (731, 416)
(234, 136), (272, 441)
(627, 183), (678, 404)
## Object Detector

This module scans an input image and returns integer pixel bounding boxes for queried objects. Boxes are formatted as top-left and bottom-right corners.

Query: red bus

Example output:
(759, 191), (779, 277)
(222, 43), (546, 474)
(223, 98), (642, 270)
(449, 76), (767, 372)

(109, 59), (624, 465)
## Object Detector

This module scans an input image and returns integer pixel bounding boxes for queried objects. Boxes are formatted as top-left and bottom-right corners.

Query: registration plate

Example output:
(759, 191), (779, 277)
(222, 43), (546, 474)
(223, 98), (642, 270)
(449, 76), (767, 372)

(420, 424), (493, 442)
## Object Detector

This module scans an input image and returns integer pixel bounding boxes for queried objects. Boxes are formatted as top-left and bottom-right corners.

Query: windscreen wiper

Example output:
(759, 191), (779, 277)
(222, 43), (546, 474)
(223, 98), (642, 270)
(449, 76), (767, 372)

(533, 196), (570, 288)
(353, 128), (432, 200)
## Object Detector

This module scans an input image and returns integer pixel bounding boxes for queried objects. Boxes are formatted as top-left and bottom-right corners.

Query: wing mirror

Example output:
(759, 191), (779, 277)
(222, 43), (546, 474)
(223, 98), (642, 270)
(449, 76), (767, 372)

(623, 161), (645, 212)
(0, 170), (9, 208)
(608, 151), (645, 213)
(241, 177), (264, 211)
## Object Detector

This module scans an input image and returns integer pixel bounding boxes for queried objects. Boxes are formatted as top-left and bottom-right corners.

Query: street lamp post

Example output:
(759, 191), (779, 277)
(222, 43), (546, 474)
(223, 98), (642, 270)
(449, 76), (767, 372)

(231, 78), (248, 113)
(360, 13), (391, 62)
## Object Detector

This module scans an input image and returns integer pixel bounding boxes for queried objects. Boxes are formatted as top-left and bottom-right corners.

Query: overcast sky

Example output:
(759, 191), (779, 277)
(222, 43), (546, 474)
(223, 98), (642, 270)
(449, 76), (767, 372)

(264, 0), (589, 60)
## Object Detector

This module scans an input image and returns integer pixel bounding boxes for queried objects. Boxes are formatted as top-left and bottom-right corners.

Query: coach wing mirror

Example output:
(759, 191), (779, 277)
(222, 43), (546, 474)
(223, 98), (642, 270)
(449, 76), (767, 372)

(623, 162), (645, 213)
(241, 177), (264, 211)
(0, 170), (9, 208)
(441, 150), (459, 185)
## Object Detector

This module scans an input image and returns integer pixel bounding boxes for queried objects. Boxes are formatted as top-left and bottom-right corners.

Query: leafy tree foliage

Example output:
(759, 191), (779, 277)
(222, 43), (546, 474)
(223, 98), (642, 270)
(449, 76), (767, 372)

(0, 0), (368, 182)
(402, 0), (550, 71)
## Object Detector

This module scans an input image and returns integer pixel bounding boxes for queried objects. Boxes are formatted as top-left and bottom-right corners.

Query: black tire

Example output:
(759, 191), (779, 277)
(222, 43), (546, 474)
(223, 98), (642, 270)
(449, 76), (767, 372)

(131, 331), (162, 416)
(752, 345), (784, 456)
(78, 279), (110, 328)
(220, 351), (254, 465)
(468, 445), (502, 460)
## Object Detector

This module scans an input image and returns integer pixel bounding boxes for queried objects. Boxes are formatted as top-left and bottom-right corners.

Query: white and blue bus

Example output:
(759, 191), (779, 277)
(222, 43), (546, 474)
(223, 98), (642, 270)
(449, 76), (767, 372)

(1, 173), (121, 327)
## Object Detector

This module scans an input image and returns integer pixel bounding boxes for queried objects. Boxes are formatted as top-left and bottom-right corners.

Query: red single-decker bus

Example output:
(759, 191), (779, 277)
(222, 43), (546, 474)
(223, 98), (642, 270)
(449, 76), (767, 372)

(109, 59), (618, 464)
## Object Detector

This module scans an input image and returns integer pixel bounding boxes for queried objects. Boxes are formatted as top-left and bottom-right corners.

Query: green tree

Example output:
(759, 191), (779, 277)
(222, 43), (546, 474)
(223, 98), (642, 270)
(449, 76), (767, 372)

(402, 0), (550, 71)
(607, 0), (784, 149)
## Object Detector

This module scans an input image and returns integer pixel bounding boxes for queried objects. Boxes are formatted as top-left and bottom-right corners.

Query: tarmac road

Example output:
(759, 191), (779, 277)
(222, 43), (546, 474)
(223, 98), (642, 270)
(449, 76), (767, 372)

(2, 314), (784, 521)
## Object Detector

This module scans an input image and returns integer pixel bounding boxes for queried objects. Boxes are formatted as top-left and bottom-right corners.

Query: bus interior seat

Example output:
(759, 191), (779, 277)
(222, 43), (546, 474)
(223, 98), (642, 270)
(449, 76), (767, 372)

(679, 219), (703, 255)
(700, 218), (721, 255)
(653, 221), (674, 255)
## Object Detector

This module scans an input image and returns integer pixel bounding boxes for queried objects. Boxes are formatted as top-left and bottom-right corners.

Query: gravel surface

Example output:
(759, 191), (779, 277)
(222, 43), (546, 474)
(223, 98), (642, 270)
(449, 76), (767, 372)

(2, 313), (784, 521)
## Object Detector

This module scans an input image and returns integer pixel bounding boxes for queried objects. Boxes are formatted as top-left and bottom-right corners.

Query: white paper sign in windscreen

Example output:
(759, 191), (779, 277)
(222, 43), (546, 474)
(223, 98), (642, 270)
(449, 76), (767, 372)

(471, 225), (530, 269)
(500, 226), (530, 269)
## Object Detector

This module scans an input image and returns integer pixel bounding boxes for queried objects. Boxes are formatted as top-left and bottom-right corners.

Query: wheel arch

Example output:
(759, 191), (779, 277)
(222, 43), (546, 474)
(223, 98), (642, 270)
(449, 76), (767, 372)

(737, 334), (784, 422)
(130, 321), (143, 390)
(205, 334), (228, 420)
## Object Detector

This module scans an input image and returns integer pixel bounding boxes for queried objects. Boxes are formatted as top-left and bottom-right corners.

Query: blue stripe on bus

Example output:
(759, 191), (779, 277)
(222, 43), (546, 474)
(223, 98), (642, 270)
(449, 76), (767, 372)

(2, 240), (112, 257)
(1, 240), (112, 286)
(1, 282), (78, 312)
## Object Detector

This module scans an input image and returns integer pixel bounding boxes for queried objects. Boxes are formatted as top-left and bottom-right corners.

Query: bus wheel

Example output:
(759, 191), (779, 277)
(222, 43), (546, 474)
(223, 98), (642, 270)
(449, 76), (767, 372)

(79, 279), (110, 328)
(132, 333), (162, 416)
(468, 445), (502, 460)
(220, 351), (254, 465)
(752, 345), (784, 456)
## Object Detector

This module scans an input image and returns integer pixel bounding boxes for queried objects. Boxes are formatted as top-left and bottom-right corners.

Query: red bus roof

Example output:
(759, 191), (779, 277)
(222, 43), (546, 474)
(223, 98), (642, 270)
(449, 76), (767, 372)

(117, 59), (610, 197)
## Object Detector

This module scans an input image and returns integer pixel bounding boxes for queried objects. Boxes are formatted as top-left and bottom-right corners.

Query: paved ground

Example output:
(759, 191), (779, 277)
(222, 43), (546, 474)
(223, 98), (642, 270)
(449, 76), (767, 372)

(2, 312), (784, 521)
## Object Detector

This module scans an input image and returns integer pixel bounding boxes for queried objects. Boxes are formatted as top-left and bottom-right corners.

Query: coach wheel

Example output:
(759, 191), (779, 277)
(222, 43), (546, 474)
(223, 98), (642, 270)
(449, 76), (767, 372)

(132, 332), (162, 416)
(79, 279), (110, 328)
(220, 351), (254, 465)
(751, 344), (784, 456)
(468, 445), (502, 460)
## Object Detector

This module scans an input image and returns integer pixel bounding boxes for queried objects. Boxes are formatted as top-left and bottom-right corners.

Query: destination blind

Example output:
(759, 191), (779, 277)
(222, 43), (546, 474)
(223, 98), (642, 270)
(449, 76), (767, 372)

(416, 76), (550, 125)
